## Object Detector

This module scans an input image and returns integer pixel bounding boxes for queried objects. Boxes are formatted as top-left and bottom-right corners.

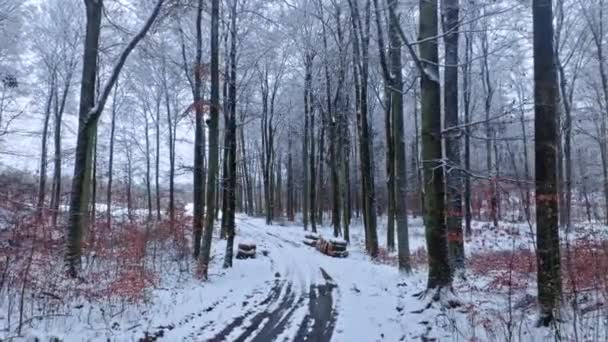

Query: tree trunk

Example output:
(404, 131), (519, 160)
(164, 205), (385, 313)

(532, 0), (561, 325)
(555, 0), (573, 230)
(383, 84), (395, 250)
(51, 65), (73, 228)
(462, 29), (473, 237)
(199, 0), (220, 279)
(240, 125), (254, 216)
(441, 0), (463, 272)
(316, 113), (325, 225)
(192, 0), (205, 258)
(65, 0), (164, 277)
(106, 81), (118, 229)
(287, 128), (295, 221)
(388, 0), (410, 272)
(144, 111), (152, 222)
(65, 0), (102, 276)
(223, 0), (238, 268)
(303, 54), (313, 231)
(155, 95), (161, 222)
(308, 67), (317, 233)
(37, 73), (56, 218)
(164, 72), (176, 228)
(578, 148), (592, 222)
(348, 0), (378, 257)
(420, 0), (451, 291)
(481, 27), (497, 228)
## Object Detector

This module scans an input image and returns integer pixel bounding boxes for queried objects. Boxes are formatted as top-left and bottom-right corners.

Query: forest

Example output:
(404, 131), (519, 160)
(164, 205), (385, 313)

(0, 0), (605, 340)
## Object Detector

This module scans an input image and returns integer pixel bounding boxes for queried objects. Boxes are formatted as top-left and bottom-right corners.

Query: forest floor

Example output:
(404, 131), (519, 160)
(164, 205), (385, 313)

(4, 212), (608, 341)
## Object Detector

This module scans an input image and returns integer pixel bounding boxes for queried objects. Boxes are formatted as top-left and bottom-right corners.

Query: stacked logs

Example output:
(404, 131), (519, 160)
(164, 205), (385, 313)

(236, 243), (256, 259)
(303, 234), (348, 258)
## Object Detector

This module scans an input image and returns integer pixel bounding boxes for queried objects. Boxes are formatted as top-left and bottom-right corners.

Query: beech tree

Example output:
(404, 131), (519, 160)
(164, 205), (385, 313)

(419, 0), (451, 292)
(533, 0), (561, 326)
(199, 0), (220, 280)
(65, 0), (164, 277)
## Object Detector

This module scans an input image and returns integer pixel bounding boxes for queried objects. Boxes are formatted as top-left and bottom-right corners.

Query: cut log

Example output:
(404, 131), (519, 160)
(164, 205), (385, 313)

(236, 243), (256, 259)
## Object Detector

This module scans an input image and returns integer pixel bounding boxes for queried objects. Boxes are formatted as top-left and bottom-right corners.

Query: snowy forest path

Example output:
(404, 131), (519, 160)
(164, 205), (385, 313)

(149, 217), (338, 342)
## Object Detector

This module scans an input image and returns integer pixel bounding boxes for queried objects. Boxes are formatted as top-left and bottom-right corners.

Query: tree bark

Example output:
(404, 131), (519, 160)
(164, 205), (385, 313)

(533, 0), (561, 326)
(65, 0), (164, 277)
(223, 0), (238, 268)
(348, 0), (378, 257)
(106, 83), (118, 229)
(441, 0), (463, 272)
(199, 0), (220, 280)
(420, 0), (451, 291)
(462, 28), (473, 237)
(388, 0), (410, 272)
(481, 27), (497, 228)
(192, 0), (205, 258)
(37, 72), (56, 218)
(65, 0), (102, 276)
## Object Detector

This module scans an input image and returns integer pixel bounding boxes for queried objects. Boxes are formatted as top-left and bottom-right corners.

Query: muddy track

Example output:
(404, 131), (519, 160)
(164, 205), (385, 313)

(203, 267), (337, 342)
(208, 223), (339, 342)
(294, 268), (338, 342)
(146, 222), (340, 342)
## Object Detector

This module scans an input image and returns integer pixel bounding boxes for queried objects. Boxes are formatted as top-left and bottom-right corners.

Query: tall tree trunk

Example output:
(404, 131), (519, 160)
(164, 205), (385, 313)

(220, 17), (231, 237)
(382, 86), (395, 250)
(317, 123), (325, 225)
(481, 28), (497, 228)
(420, 0), (451, 291)
(462, 28), (473, 237)
(51, 65), (73, 228)
(388, 0), (410, 272)
(107, 83), (118, 229)
(442, 0), (463, 272)
(348, 0), (378, 257)
(413, 86), (424, 217)
(240, 125), (254, 216)
(192, 0), (205, 258)
(65, 0), (102, 276)
(223, 0), (238, 268)
(65, 0), (164, 277)
(309, 72), (317, 233)
(199, 0), (220, 279)
(90, 129), (98, 237)
(37, 73), (56, 218)
(164, 74), (176, 228)
(578, 148), (592, 222)
(533, 0), (561, 326)
(155, 95), (161, 221)
(145, 112), (152, 221)
(555, 0), (573, 230)
(287, 127), (295, 221)
(126, 148), (133, 222)
(303, 54), (313, 231)
(520, 109), (532, 222)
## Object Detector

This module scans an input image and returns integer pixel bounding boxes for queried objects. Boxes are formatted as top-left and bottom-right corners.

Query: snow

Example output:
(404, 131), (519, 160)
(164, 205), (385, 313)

(3, 210), (608, 341)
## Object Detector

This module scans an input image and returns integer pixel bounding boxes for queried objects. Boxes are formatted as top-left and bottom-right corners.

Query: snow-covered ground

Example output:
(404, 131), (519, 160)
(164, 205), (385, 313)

(3, 212), (608, 341)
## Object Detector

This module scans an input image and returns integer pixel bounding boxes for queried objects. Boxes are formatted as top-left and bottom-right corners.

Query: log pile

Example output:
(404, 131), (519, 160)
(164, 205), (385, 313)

(302, 234), (348, 258)
(236, 243), (256, 259)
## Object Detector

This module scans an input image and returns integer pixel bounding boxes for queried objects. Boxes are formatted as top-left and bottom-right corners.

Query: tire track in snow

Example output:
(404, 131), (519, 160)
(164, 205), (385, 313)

(159, 219), (338, 342)
(294, 268), (338, 342)
(239, 220), (339, 342)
